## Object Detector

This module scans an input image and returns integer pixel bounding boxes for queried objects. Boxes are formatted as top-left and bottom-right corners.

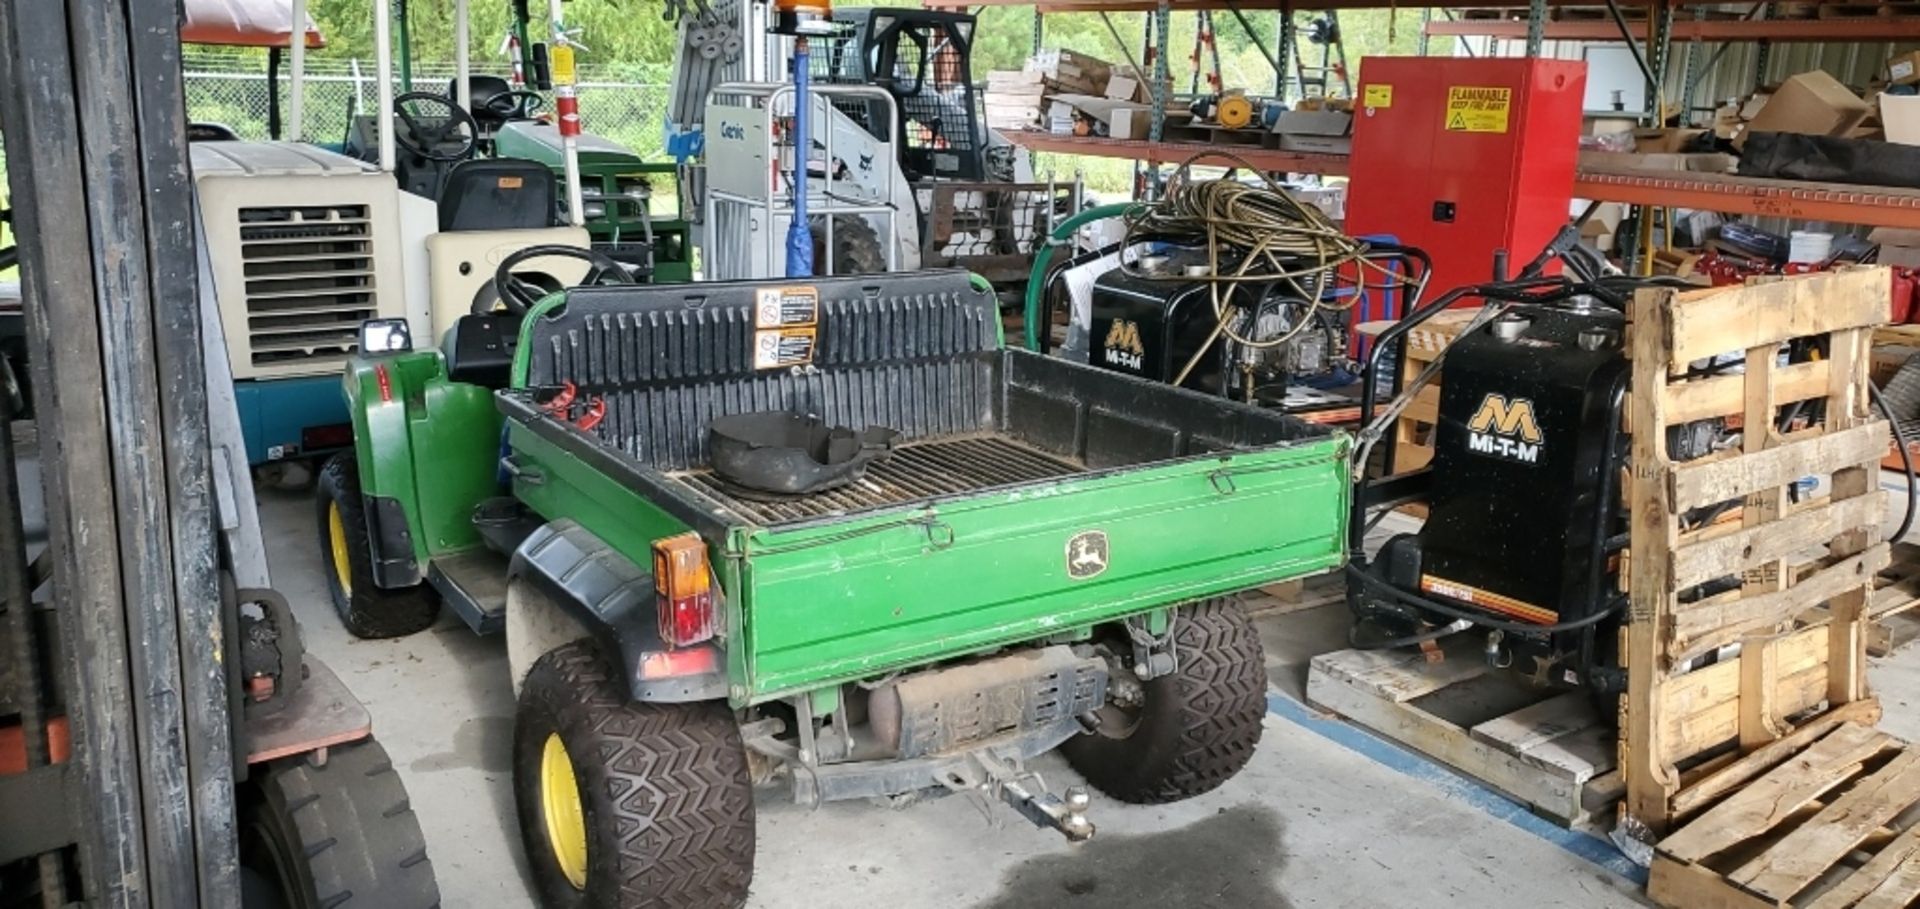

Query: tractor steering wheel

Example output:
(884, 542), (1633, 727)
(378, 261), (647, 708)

(393, 91), (479, 162)
(484, 90), (547, 121)
(489, 245), (637, 315)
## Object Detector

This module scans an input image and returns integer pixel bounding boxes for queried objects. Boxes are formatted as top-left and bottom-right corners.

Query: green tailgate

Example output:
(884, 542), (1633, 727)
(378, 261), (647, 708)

(732, 436), (1349, 699)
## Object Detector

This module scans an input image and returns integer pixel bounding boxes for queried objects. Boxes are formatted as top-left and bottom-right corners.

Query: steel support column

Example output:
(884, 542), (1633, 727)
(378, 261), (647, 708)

(1526, 0), (1548, 57)
(1149, 0), (1172, 197)
(1276, 4), (1295, 100)
(0, 0), (236, 904)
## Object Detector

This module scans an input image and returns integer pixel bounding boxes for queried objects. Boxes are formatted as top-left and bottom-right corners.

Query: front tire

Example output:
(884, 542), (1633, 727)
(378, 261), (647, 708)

(316, 452), (438, 639)
(514, 640), (756, 909)
(239, 737), (440, 908)
(1061, 598), (1269, 803)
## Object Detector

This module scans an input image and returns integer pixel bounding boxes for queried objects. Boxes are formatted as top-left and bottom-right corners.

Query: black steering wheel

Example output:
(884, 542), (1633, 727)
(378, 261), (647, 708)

(484, 90), (547, 121)
(489, 245), (637, 315)
(393, 91), (479, 161)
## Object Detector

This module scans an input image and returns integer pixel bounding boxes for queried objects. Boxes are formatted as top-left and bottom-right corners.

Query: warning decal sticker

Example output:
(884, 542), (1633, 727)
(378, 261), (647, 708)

(753, 328), (817, 370)
(754, 286), (820, 328)
(1363, 84), (1393, 109)
(1444, 86), (1512, 133)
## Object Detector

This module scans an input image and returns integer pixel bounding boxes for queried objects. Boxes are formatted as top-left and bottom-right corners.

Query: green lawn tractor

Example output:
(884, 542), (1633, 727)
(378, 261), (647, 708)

(318, 265), (1349, 906)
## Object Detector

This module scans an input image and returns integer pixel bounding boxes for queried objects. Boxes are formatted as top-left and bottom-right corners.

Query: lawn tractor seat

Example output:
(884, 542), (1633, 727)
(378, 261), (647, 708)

(426, 159), (581, 336)
(438, 158), (557, 232)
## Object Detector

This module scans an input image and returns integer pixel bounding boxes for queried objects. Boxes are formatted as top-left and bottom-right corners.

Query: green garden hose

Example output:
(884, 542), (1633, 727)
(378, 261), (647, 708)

(1022, 202), (1136, 351)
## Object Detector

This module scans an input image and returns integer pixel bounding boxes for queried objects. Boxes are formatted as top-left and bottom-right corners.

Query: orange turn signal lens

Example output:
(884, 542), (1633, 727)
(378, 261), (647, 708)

(653, 534), (715, 648)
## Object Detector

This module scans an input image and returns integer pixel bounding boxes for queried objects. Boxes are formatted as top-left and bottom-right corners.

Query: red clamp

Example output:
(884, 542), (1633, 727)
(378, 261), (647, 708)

(543, 381), (578, 417)
(574, 397), (607, 432)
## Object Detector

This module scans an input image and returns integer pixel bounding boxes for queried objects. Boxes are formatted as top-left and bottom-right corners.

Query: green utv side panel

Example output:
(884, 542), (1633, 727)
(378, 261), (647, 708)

(344, 352), (505, 566)
(735, 437), (1349, 699)
(506, 419), (694, 570)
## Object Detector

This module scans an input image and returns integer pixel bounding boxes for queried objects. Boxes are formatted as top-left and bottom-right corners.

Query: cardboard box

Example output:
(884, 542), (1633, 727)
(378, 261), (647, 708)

(1026, 49), (1112, 96)
(1739, 71), (1870, 148)
(1632, 127), (1709, 153)
(1107, 107), (1149, 140)
(1871, 227), (1920, 268)
(1578, 201), (1625, 239)
(1891, 50), (1920, 87)
(1278, 133), (1352, 155)
(1872, 344), (1920, 387)
(1739, 91), (1773, 120)
(1271, 109), (1353, 137)
(1578, 150), (1737, 173)
(1882, 92), (1920, 146)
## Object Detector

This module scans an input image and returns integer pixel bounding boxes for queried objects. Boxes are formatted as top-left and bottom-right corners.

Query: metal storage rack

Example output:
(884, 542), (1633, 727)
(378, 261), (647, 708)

(936, 0), (1920, 232)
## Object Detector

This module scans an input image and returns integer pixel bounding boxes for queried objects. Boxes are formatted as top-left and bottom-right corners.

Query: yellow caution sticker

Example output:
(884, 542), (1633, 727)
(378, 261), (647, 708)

(1444, 86), (1512, 133)
(1363, 84), (1393, 109)
(550, 45), (576, 84)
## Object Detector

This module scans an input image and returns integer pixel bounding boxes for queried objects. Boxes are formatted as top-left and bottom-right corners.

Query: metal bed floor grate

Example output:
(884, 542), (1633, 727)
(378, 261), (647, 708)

(672, 434), (1086, 525)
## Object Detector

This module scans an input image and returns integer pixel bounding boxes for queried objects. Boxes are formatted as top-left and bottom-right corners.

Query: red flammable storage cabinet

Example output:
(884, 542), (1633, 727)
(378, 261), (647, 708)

(1346, 57), (1587, 298)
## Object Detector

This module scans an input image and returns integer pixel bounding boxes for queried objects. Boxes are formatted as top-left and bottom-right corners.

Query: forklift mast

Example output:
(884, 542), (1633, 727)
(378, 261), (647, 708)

(816, 7), (987, 182)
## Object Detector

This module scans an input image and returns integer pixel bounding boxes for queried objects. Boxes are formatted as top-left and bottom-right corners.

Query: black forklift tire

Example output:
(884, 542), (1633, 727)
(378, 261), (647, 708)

(810, 215), (888, 276)
(316, 452), (438, 639)
(239, 736), (441, 909)
(514, 640), (756, 909)
(1061, 598), (1269, 804)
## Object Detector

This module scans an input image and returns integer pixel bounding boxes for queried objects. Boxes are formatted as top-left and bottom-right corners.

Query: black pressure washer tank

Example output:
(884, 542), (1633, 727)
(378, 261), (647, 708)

(1376, 301), (1631, 683)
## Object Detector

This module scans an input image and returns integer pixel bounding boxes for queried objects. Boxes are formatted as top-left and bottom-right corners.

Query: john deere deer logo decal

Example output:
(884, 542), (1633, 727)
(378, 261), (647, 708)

(1465, 393), (1544, 464)
(1066, 530), (1110, 580)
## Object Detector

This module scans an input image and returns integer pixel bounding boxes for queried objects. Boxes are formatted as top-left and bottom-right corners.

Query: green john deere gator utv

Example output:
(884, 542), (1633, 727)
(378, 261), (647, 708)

(317, 264), (1349, 907)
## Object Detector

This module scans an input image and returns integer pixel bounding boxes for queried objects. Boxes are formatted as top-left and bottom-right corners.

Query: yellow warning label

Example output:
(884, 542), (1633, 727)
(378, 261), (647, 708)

(1363, 84), (1393, 109)
(1444, 86), (1512, 133)
(550, 45), (577, 84)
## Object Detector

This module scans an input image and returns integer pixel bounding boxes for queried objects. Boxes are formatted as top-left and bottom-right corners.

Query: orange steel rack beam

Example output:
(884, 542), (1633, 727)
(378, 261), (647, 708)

(1013, 132), (1920, 229)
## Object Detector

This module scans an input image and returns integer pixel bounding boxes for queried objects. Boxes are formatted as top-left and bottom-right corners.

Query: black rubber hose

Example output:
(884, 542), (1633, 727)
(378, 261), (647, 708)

(1348, 617), (1468, 650)
(1872, 380), (1918, 544)
(1345, 563), (1628, 636)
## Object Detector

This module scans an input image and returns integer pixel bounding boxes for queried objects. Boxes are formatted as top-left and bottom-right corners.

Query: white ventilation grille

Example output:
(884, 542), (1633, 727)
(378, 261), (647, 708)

(237, 204), (377, 368)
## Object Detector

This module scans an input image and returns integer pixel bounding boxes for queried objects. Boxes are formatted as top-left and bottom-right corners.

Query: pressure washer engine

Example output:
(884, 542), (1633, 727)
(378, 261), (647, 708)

(1345, 231), (1760, 699)
(1364, 298), (1647, 690)
(1087, 247), (1349, 402)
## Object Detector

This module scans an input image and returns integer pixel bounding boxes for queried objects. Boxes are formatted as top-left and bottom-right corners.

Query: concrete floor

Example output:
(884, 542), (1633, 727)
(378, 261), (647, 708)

(257, 484), (1920, 909)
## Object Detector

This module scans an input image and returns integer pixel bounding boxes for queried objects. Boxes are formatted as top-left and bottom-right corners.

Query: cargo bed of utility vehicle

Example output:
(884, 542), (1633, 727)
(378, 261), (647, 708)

(495, 269), (1351, 699)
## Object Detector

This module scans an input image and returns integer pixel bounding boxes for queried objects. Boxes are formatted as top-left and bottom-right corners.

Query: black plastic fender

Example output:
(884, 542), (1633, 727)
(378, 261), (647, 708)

(507, 520), (729, 703)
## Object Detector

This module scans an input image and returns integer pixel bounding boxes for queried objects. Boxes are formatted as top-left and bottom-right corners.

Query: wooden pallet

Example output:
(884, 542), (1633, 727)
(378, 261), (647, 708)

(1242, 571), (1349, 618)
(1650, 721), (1920, 909)
(1870, 543), (1920, 657)
(1307, 641), (1623, 827)
(1625, 269), (1895, 843)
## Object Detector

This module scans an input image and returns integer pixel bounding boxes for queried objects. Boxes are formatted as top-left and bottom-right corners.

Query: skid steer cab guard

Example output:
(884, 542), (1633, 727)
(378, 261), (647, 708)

(326, 269), (1349, 905)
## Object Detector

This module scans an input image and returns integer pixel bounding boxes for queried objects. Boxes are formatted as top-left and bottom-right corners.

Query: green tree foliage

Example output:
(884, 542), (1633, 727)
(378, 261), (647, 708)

(282, 2), (1430, 94)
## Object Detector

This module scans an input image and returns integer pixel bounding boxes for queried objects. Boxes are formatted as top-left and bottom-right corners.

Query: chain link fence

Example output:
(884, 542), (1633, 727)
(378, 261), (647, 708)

(183, 52), (673, 161)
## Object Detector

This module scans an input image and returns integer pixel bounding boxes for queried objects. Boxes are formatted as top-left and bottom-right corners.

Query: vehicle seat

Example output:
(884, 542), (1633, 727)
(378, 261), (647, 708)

(438, 158), (557, 232)
(188, 122), (241, 142)
(452, 75), (518, 131)
(442, 312), (524, 388)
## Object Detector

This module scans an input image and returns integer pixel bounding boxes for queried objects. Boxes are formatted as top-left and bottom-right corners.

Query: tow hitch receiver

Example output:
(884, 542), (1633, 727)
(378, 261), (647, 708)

(998, 778), (1095, 842)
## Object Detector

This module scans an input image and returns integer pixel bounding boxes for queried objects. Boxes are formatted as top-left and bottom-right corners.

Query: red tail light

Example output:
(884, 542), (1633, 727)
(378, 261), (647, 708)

(653, 534), (716, 648)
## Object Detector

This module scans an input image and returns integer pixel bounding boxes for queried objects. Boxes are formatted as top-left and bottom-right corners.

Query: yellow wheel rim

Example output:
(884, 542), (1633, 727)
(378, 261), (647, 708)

(540, 733), (589, 890)
(326, 502), (353, 597)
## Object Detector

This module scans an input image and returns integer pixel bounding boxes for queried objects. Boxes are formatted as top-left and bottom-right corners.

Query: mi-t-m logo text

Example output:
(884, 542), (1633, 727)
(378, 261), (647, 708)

(1465, 393), (1543, 464)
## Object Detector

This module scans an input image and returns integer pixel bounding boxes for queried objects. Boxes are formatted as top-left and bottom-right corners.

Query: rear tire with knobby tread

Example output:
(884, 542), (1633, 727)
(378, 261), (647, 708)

(239, 736), (441, 908)
(810, 214), (887, 276)
(315, 452), (438, 639)
(1061, 598), (1268, 803)
(514, 640), (756, 909)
